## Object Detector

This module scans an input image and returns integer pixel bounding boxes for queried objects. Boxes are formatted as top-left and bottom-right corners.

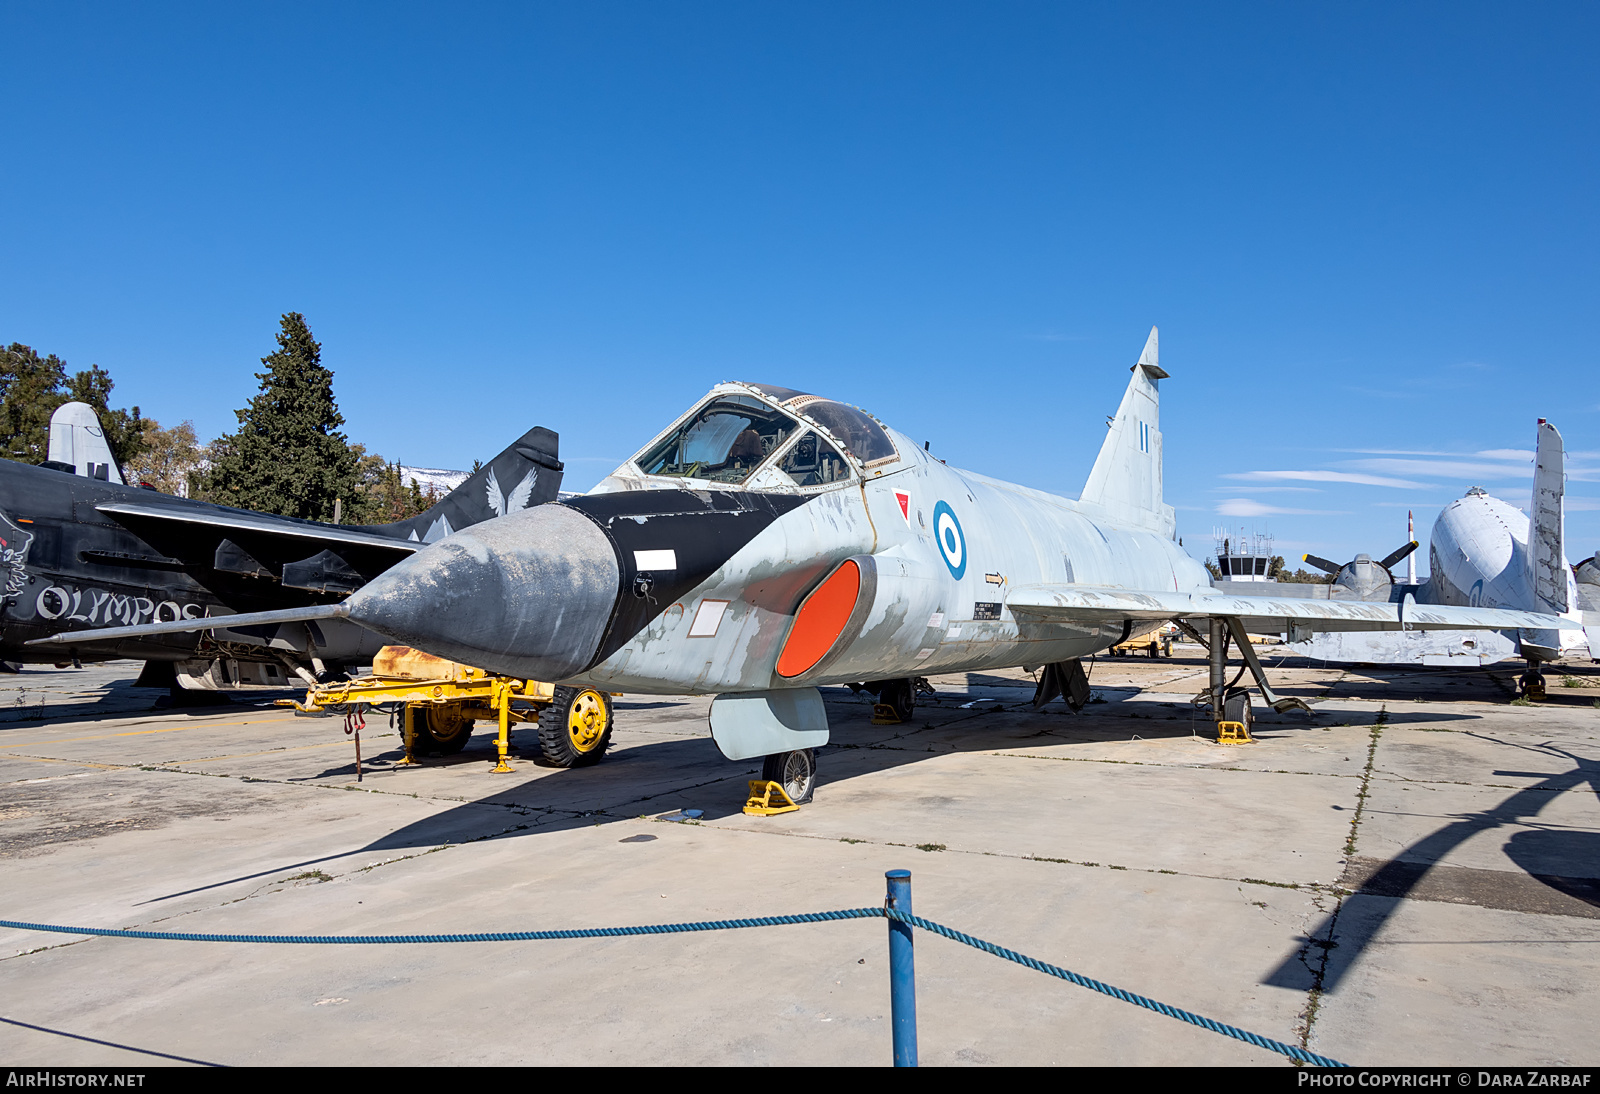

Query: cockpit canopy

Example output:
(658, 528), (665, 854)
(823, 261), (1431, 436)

(631, 384), (897, 489)
(741, 385), (899, 466)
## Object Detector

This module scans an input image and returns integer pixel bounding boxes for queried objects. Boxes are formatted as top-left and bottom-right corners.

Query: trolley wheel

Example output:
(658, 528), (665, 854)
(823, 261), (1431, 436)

(762, 748), (817, 805)
(537, 686), (613, 767)
(877, 678), (915, 723)
(410, 703), (475, 755)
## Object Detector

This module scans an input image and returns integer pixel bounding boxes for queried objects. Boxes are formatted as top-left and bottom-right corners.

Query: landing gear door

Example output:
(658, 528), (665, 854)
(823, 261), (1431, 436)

(708, 688), (830, 761)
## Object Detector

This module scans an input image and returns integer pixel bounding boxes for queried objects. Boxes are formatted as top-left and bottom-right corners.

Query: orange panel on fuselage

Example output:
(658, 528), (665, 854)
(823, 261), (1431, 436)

(776, 560), (862, 678)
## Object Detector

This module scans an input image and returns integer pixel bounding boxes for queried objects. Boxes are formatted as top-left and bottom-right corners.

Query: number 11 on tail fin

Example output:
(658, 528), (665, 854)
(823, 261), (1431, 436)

(1078, 326), (1174, 538)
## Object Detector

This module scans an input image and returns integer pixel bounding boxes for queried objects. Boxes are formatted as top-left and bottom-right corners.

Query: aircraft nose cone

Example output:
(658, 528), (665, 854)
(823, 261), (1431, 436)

(346, 504), (619, 681)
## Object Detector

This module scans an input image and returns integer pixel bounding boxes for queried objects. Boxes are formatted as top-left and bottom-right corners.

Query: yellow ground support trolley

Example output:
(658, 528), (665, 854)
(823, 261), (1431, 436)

(279, 646), (614, 774)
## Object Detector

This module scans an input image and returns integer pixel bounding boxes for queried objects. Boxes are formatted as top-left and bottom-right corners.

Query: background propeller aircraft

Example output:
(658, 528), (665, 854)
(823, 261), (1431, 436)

(1280, 421), (1594, 689)
(6, 403), (563, 692)
(1301, 541), (1421, 601)
(38, 329), (1568, 801)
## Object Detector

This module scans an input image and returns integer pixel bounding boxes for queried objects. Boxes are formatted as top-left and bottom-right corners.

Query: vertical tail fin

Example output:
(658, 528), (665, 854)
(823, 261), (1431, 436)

(1528, 419), (1567, 613)
(1079, 327), (1174, 536)
(47, 401), (124, 484)
(367, 426), (564, 543)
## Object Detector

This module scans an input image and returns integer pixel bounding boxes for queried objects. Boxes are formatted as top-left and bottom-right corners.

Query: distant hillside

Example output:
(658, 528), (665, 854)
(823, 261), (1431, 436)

(397, 465), (471, 498)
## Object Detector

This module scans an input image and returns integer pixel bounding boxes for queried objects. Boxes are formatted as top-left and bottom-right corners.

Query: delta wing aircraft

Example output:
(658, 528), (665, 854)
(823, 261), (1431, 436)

(39, 329), (1568, 801)
(8, 404), (563, 701)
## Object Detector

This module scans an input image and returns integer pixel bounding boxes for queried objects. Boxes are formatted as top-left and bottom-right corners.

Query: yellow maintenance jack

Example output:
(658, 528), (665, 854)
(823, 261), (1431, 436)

(280, 646), (616, 773)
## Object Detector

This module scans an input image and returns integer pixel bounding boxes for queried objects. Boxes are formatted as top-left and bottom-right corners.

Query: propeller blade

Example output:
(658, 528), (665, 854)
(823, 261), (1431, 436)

(1302, 553), (1343, 575)
(1378, 541), (1420, 572)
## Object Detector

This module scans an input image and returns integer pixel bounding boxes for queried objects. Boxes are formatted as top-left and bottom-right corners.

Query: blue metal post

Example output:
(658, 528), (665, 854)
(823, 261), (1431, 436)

(885, 869), (918, 1066)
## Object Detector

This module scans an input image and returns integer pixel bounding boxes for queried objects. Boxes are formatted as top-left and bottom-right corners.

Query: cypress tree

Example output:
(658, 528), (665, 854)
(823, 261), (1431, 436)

(196, 313), (358, 520)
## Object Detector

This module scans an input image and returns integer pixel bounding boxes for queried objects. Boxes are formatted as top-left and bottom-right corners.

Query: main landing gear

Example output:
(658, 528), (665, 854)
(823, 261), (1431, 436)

(1180, 616), (1312, 742)
(1517, 662), (1548, 701)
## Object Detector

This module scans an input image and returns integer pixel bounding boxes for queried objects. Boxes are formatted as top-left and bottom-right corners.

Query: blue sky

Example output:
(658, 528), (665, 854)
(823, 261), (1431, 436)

(3, 2), (1596, 569)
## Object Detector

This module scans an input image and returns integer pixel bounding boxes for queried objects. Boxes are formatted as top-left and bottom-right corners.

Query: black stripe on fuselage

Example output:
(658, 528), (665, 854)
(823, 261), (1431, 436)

(561, 489), (813, 668)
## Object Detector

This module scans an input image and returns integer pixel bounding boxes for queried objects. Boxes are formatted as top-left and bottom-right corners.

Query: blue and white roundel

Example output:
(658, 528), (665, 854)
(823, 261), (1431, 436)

(932, 500), (966, 580)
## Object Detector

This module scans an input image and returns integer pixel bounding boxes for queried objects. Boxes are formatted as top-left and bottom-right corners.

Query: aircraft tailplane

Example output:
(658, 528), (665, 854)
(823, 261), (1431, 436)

(1528, 419), (1567, 614)
(1079, 327), (1175, 537)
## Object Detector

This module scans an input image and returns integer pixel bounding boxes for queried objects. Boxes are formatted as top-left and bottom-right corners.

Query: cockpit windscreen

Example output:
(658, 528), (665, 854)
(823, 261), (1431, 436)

(777, 431), (851, 487)
(636, 395), (801, 484)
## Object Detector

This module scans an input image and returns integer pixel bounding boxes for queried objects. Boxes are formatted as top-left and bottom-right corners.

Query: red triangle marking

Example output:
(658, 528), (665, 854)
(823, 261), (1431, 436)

(894, 491), (910, 523)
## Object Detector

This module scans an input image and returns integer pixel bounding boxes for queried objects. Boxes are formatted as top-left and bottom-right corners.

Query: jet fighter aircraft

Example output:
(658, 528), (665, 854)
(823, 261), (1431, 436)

(6, 410), (563, 693)
(37, 329), (1568, 802)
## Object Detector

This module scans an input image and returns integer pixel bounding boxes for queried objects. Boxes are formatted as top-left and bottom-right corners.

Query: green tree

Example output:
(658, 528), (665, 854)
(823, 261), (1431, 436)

(65, 364), (147, 471)
(343, 450), (438, 525)
(0, 343), (148, 469)
(192, 314), (358, 520)
(127, 419), (201, 494)
(0, 343), (68, 463)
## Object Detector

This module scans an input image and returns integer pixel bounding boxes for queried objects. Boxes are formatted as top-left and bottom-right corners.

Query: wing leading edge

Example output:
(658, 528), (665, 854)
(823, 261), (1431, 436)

(1005, 584), (1567, 634)
(96, 502), (422, 555)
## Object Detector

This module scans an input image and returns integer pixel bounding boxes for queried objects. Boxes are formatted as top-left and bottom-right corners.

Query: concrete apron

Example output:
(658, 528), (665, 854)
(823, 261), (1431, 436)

(0, 652), (1598, 1066)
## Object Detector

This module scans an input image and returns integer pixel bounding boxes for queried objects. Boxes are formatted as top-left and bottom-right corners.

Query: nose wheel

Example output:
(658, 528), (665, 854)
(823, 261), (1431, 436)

(761, 748), (817, 805)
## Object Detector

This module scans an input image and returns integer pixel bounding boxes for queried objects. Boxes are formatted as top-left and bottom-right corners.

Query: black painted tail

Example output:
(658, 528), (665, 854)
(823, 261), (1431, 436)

(367, 427), (564, 544)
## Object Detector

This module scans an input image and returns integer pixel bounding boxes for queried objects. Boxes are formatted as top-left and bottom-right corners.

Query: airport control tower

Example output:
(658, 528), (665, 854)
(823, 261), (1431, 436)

(1210, 530), (1276, 582)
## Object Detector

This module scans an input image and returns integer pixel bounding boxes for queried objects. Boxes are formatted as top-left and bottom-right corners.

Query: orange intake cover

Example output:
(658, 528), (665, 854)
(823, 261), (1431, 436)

(776, 560), (862, 678)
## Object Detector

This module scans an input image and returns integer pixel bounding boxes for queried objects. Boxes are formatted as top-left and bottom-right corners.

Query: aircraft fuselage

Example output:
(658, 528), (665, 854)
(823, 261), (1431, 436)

(563, 441), (1206, 694)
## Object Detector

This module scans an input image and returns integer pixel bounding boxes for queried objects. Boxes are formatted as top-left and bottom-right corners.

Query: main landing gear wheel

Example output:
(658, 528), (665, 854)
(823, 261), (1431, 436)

(410, 704), (475, 755)
(762, 748), (817, 804)
(876, 678), (916, 723)
(1222, 688), (1254, 739)
(537, 686), (613, 767)
(1518, 668), (1548, 702)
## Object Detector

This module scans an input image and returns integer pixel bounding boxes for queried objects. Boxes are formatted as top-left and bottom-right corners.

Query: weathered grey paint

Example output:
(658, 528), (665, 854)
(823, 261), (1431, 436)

(348, 505), (620, 681)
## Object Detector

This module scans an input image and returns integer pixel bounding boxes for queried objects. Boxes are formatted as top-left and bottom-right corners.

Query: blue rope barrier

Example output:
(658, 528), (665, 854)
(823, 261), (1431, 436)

(0, 909), (881, 945)
(0, 909), (1346, 1067)
(881, 908), (1346, 1068)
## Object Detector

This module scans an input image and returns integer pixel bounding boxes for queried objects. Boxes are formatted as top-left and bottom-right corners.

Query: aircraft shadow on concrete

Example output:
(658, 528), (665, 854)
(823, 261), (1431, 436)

(292, 682), (1477, 853)
(137, 684), (1483, 907)
(1263, 736), (1600, 994)
(0, 681), (297, 731)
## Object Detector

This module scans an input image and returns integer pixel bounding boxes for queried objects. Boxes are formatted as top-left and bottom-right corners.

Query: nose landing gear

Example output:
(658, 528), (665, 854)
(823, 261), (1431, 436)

(745, 747), (817, 816)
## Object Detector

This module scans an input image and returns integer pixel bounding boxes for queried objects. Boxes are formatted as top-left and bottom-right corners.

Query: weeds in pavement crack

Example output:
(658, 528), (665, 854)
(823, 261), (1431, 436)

(1298, 712), (1383, 1054)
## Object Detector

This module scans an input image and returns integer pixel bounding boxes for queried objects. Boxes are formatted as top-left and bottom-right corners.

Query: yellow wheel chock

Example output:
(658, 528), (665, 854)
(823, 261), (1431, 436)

(1217, 720), (1253, 744)
(744, 779), (800, 816)
(870, 703), (903, 726)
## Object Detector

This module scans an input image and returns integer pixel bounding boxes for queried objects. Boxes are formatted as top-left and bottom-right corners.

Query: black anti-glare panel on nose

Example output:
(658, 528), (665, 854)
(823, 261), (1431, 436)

(563, 490), (811, 668)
